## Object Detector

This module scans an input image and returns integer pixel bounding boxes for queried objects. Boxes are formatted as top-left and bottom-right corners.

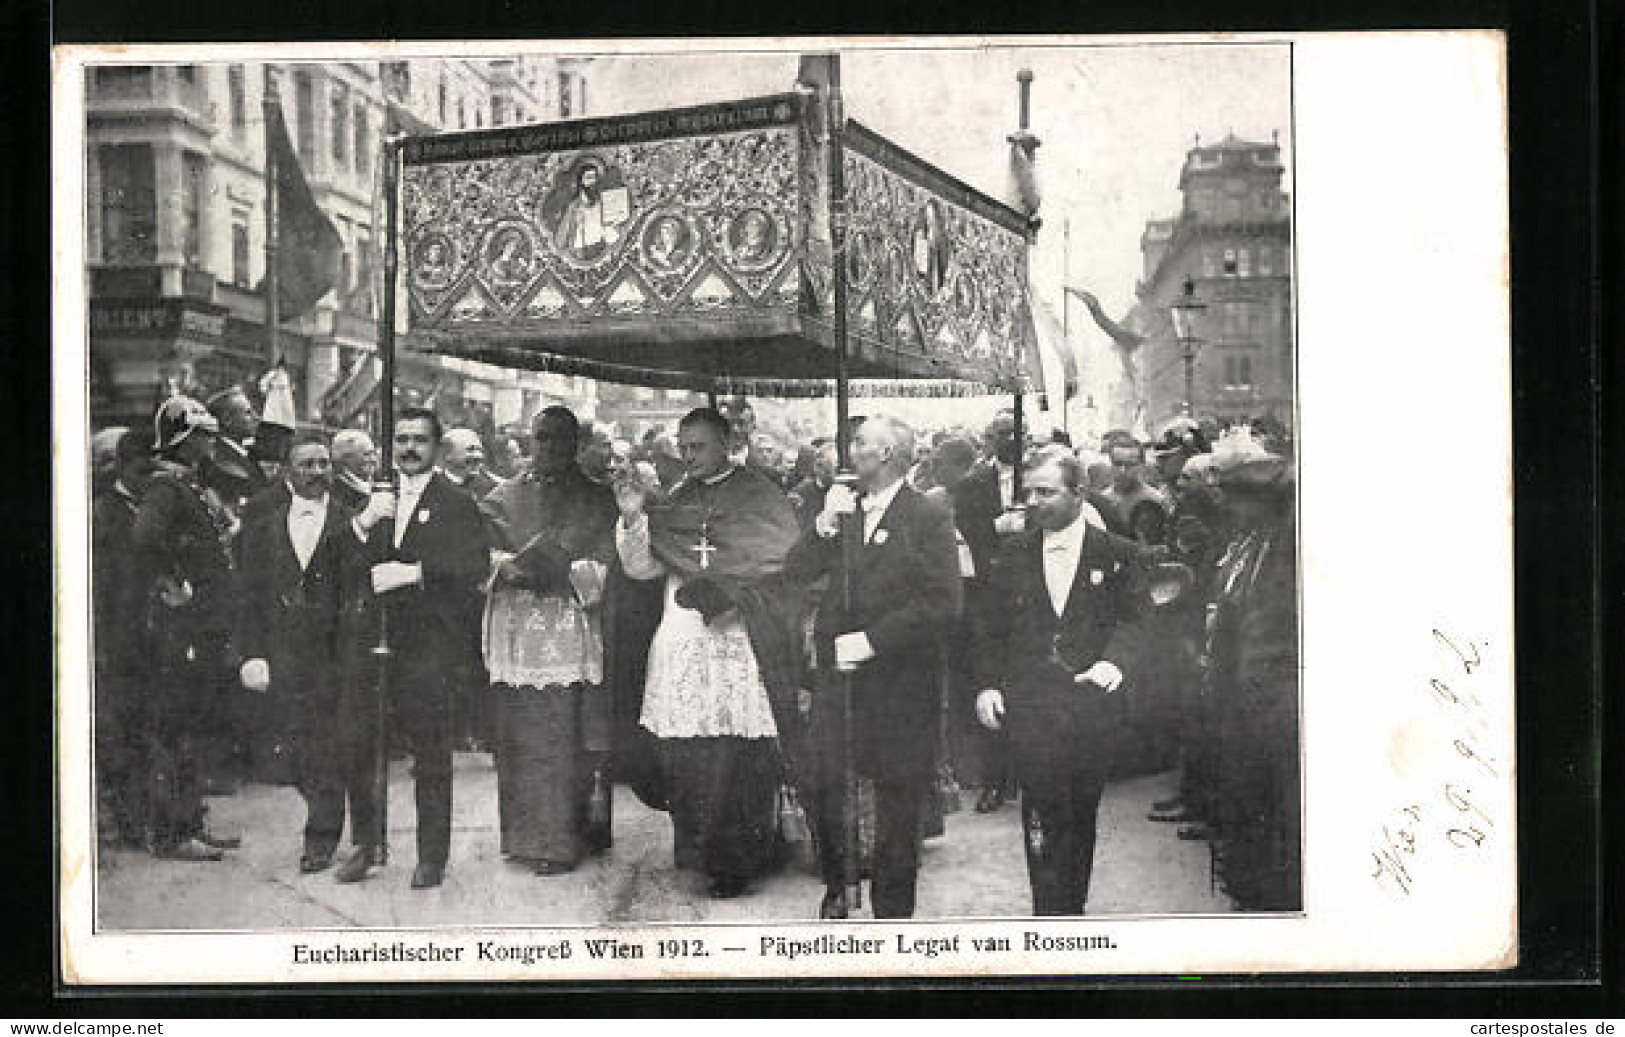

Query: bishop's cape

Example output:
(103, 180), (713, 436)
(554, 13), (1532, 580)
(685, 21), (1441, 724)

(607, 465), (811, 810)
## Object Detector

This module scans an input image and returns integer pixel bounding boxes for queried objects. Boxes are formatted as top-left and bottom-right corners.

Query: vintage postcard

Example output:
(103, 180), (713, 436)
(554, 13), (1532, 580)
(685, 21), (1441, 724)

(52, 32), (1513, 984)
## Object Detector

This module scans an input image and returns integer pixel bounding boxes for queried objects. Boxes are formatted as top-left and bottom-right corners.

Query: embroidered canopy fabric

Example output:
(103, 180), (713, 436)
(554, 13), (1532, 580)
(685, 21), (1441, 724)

(399, 93), (1033, 396)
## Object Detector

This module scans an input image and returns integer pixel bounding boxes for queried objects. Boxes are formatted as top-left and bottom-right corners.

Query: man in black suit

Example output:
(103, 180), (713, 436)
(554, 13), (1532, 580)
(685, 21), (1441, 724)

(440, 426), (499, 752)
(335, 408), (489, 889)
(788, 415), (963, 919)
(950, 415), (1019, 813)
(973, 450), (1145, 916)
(236, 432), (353, 872)
(329, 429), (379, 516)
(203, 386), (272, 514)
(442, 427), (500, 502)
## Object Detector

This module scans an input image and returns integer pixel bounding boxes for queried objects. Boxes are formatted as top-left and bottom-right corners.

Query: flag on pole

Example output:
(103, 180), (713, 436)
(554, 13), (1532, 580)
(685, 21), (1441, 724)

(1066, 286), (1144, 351)
(1007, 139), (1042, 217)
(1030, 295), (1079, 400)
(1016, 295), (1051, 411)
(259, 101), (342, 319)
(253, 359), (299, 460)
(320, 355), (382, 428)
(258, 360), (298, 429)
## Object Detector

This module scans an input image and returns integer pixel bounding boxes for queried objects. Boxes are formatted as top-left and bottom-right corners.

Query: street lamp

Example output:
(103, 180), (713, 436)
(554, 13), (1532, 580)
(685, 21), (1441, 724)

(1169, 277), (1207, 418)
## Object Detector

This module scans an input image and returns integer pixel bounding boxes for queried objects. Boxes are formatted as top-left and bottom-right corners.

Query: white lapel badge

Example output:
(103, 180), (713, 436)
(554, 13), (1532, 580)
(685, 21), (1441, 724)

(872, 529), (890, 545)
(1089, 569), (1105, 586)
(418, 509), (431, 524)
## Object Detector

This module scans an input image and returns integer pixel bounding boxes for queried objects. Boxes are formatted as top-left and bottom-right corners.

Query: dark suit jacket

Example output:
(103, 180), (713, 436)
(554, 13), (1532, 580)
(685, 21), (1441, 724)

(237, 495), (350, 704)
(351, 472), (488, 656)
(786, 482), (963, 784)
(972, 521), (1144, 777)
(242, 480), (292, 527)
(203, 436), (272, 512)
(950, 462), (1003, 583)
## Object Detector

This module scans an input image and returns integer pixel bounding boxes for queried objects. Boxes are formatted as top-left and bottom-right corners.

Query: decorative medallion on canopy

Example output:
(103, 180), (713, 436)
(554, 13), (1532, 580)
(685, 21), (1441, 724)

(399, 93), (1032, 394)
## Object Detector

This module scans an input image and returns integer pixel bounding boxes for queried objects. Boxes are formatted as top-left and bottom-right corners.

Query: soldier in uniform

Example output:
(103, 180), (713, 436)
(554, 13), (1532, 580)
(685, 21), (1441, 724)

(92, 427), (155, 847)
(132, 397), (244, 861)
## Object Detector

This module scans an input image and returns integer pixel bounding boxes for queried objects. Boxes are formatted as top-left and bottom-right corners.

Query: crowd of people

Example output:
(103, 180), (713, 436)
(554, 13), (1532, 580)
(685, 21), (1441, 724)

(89, 385), (1299, 917)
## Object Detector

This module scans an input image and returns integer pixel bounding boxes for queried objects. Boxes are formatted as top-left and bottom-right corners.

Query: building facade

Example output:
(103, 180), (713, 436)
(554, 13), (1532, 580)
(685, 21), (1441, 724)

(84, 57), (598, 442)
(1127, 132), (1294, 429)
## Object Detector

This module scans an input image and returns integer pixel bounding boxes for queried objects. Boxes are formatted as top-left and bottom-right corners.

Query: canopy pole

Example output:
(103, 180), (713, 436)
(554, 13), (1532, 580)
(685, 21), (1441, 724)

(806, 51), (862, 913)
(1011, 67), (1040, 500)
(368, 133), (404, 864)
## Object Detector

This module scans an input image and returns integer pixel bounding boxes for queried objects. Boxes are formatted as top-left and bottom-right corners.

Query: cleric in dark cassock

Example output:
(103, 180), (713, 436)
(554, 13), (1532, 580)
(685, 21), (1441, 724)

(611, 407), (806, 900)
(479, 407), (617, 875)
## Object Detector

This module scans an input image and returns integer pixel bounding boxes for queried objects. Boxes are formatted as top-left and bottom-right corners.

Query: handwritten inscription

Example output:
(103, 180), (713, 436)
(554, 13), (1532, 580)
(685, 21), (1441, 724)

(1370, 628), (1499, 899)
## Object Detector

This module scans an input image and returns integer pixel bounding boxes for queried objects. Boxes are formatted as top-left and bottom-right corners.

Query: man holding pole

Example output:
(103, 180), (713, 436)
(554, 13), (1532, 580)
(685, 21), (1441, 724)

(786, 415), (962, 919)
(335, 407), (488, 889)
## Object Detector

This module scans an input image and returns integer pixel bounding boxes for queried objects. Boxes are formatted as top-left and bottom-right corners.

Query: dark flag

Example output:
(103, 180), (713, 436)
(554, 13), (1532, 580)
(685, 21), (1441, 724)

(260, 101), (342, 318)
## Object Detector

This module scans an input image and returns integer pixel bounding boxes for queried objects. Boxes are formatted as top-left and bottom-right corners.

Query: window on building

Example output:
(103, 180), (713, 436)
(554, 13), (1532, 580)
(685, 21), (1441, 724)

(354, 106), (369, 176)
(331, 84), (349, 168)
(458, 97), (467, 129)
(559, 71), (573, 117)
(1258, 247), (1273, 276)
(231, 213), (251, 287)
(354, 228), (373, 314)
(1201, 249), (1218, 278)
(336, 215), (353, 292)
(294, 69), (315, 163)
(437, 75), (448, 124)
(492, 97), (507, 126)
(1223, 248), (1238, 277)
(181, 151), (207, 267)
(98, 144), (156, 264)
(1223, 354), (1256, 389)
(93, 66), (153, 99)
(1238, 248), (1252, 277)
(228, 65), (247, 137)
(383, 61), (410, 101)
(577, 78), (586, 116)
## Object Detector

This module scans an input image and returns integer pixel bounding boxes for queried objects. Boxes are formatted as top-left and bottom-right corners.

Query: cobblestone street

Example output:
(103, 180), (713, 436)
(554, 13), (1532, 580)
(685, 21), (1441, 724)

(94, 753), (1232, 931)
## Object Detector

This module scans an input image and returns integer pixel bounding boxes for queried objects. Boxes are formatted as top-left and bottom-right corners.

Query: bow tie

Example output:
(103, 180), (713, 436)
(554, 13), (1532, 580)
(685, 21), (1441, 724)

(291, 501), (324, 517)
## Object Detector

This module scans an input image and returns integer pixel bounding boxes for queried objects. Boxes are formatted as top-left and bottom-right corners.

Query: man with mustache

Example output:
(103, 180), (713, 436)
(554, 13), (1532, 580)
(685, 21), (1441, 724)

(235, 432), (354, 873)
(335, 408), (488, 889)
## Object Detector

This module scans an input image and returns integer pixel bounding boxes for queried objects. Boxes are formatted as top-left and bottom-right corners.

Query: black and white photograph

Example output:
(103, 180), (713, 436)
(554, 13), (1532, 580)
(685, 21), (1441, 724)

(53, 34), (1515, 983)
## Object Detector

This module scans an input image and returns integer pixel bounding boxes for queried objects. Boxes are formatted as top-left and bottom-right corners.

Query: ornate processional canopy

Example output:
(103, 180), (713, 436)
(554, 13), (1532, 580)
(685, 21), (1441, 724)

(397, 92), (1034, 396)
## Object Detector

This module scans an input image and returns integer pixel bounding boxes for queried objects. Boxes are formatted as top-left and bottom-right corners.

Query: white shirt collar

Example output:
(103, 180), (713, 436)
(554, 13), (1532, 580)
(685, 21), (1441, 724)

(289, 492), (329, 513)
(398, 470), (433, 494)
(440, 468), (467, 486)
(1042, 509), (1090, 552)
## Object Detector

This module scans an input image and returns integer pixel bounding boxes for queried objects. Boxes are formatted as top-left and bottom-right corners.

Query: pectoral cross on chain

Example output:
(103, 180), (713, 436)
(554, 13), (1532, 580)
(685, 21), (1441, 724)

(692, 524), (717, 571)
